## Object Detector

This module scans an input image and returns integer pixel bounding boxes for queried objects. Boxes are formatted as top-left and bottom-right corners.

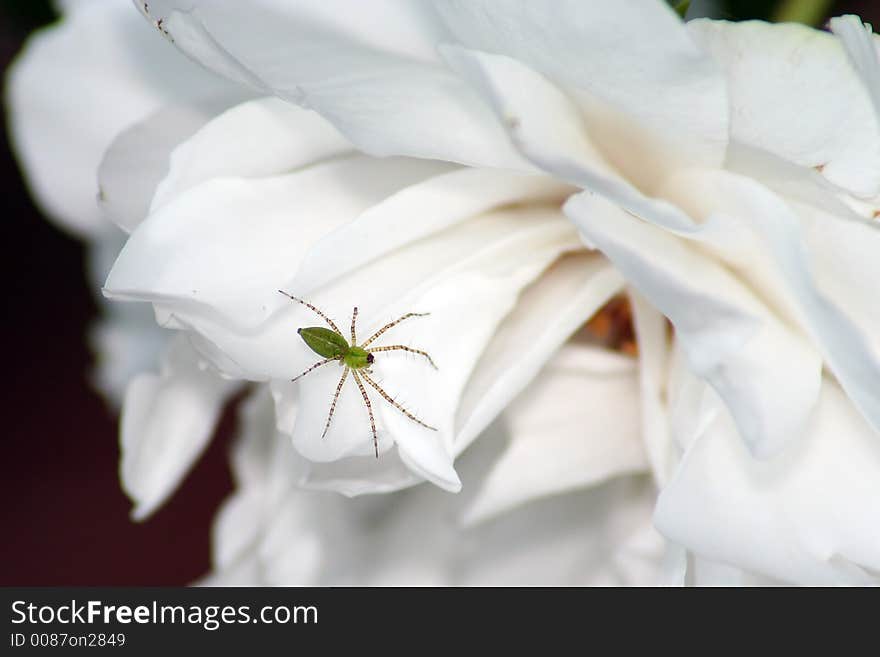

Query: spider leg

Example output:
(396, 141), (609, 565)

(292, 357), (336, 382)
(361, 371), (437, 431)
(278, 290), (343, 334)
(321, 366), (350, 440)
(350, 306), (358, 345)
(361, 312), (429, 347)
(351, 370), (379, 458)
(367, 345), (438, 370)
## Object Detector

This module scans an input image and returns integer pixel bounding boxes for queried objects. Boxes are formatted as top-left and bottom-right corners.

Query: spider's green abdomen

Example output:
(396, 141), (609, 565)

(298, 326), (348, 359)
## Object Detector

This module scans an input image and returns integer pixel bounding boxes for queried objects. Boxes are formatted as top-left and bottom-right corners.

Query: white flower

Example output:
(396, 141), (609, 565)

(10, 0), (663, 585)
(117, 2), (880, 583)
(101, 93), (625, 502)
(10, 0), (880, 585)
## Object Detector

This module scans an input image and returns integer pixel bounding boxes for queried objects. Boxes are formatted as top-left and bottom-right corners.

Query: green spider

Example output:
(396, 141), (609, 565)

(278, 290), (438, 458)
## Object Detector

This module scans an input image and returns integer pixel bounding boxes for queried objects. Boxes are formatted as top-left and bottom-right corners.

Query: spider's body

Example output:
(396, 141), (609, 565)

(280, 290), (438, 458)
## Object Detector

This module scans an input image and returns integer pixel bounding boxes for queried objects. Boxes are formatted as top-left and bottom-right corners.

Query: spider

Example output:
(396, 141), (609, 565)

(278, 290), (438, 458)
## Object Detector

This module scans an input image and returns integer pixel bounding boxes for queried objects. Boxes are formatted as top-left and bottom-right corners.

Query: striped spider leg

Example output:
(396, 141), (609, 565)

(279, 291), (438, 457)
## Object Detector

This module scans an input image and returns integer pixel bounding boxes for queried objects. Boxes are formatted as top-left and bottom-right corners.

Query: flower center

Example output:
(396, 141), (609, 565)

(577, 294), (638, 356)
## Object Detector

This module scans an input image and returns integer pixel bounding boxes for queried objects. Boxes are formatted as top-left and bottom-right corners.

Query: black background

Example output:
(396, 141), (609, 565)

(1, 0), (877, 585)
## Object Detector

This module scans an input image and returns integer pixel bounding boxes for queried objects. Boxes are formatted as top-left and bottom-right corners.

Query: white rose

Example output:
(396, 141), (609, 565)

(116, 1), (880, 583)
(10, 0), (880, 584)
(10, 0), (664, 586)
(101, 93), (629, 505)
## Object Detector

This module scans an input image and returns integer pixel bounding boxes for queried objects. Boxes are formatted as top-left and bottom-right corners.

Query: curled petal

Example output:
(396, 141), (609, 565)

(566, 191), (822, 459)
(132, 0), (526, 169)
(120, 336), (238, 520)
(98, 96), (247, 233)
(104, 154), (456, 329)
(454, 252), (624, 453)
(660, 169), (880, 448)
(152, 97), (353, 211)
(461, 343), (649, 525)
(435, 0), (728, 173)
(655, 378), (880, 585)
(7, 0), (232, 235)
(830, 15), (880, 119)
(690, 18), (880, 197)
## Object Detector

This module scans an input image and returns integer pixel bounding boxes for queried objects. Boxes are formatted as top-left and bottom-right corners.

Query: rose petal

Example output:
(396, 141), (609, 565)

(629, 289), (675, 486)
(660, 168), (880, 446)
(6, 0), (233, 235)
(461, 343), (649, 525)
(435, 0), (728, 172)
(689, 18), (880, 197)
(831, 15), (880, 118)
(211, 387), (304, 570)
(655, 377), (880, 585)
(104, 155), (456, 328)
(151, 96), (353, 211)
(98, 96), (246, 233)
(120, 335), (238, 520)
(441, 43), (702, 233)
(566, 191), (822, 459)
(292, 167), (573, 296)
(133, 0), (526, 169)
(454, 252), (624, 453)
(296, 450), (422, 497)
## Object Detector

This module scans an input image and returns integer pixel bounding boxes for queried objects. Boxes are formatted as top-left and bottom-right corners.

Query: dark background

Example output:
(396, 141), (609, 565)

(1, 0), (878, 585)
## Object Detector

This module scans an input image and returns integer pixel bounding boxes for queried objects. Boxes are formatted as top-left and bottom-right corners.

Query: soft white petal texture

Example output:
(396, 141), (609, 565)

(630, 289), (675, 486)
(689, 18), (880, 197)
(453, 252), (624, 453)
(98, 96), (247, 233)
(289, 168), (573, 297)
(6, 0), (233, 235)
(723, 142), (864, 221)
(830, 16), (880, 232)
(461, 343), (648, 525)
(566, 192), (822, 459)
(655, 377), (880, 585)
(658, 169), (880, 445)
(85, 232), (170, 405)
(803, 206), (880, 348)
(104, 155), (457, 329)
(435, 0), (728, 174)
(295, 447), (424, 498)
(441, 42), (703, 236)
(89, 306), (169, 407)
(120, 335), (238, 520)
(684, 554), (785, 586)
(207, 379), (663, 586)
(831, 15), (880, 120)
(658, 541), (785, 587)
(211, 388), (301, 571)
(151, 97), (353, 211)
(134, 0), (448, 63)
(131, 0), (527, 169)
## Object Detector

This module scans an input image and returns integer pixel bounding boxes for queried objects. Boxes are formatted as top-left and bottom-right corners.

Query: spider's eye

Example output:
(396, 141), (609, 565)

(367, 353), (374, 364)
